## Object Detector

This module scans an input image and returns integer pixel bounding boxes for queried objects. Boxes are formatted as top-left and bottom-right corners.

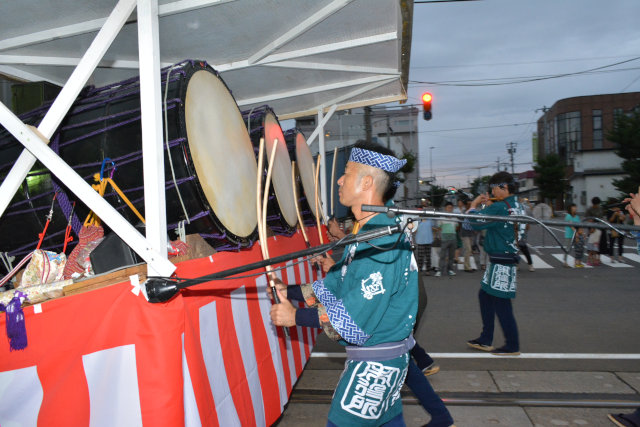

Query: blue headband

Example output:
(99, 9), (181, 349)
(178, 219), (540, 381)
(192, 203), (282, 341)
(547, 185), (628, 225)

(349, 147), (407, 173)
(489, 182), (509, 189)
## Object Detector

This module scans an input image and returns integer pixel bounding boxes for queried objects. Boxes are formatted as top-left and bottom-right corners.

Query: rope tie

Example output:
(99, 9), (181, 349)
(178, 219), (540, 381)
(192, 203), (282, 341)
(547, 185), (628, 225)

(164, 65), (191, 225)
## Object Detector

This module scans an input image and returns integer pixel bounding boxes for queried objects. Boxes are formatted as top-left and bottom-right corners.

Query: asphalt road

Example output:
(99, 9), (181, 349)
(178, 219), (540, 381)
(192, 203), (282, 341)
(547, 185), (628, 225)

(315, 224), (640, 367)
(275, 224), (640, 426)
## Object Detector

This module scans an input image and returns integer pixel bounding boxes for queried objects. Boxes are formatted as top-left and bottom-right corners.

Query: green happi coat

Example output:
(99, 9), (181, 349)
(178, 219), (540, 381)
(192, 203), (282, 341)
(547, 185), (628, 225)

(311, 207), (418, 426)
(468, 195), (524, 299)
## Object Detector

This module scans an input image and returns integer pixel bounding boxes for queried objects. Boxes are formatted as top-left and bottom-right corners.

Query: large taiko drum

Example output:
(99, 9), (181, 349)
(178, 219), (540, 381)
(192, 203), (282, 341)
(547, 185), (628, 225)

(284, 128), (318, 227)
(242, 106), (297, 236)
(0, 60), (261, 260)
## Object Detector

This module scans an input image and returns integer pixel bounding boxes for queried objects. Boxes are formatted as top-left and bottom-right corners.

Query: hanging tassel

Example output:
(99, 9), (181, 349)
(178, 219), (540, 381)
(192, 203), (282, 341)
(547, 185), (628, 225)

(0, 290), (28, 351)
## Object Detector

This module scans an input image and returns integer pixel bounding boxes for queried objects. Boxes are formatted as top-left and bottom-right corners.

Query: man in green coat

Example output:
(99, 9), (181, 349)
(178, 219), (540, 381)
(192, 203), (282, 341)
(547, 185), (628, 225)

(270, 141), (418, 426)
(465, 171), (523, 356)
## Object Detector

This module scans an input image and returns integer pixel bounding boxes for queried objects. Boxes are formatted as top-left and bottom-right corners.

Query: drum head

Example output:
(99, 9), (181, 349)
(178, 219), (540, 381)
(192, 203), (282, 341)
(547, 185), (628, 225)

(264, 113), (297, 228)
(295, 132), (318, 218)
(185, 70), (258, 238)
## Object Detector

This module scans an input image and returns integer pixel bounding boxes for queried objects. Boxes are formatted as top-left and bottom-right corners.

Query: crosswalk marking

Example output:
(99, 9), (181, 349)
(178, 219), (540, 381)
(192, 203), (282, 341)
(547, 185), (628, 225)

(600, 255), (633, 268)
(455, 256), (479, 271)
(624, 253), (640, 263)
(427, 249), (638, 272)
(551, 253), (592, 268)
(530, 254), (553, 269)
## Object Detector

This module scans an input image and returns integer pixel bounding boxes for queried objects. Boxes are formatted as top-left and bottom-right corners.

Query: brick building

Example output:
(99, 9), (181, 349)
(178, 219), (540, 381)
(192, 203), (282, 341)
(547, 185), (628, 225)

(536, 92), (640, 212)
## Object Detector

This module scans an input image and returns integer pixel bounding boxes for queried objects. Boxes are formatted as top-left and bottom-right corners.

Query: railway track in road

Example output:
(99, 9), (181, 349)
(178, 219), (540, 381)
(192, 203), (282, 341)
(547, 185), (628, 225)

(289, 388), (640, 409)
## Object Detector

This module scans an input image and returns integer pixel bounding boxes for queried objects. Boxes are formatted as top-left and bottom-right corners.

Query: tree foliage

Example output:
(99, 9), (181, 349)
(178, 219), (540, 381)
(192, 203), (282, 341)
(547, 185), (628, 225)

(533, 153), (566, 203)
(427, 184), (449, 208)
(397, 151), (416, 183)
(609, 109), (640, 196)
(470, 175), (491, 196)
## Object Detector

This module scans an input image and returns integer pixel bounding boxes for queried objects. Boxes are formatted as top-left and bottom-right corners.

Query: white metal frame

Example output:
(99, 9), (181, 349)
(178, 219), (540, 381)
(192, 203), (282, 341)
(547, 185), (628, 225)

(0, 31), (399, 79)
(137, 0), (169, 276)
(247, 0), (353, 64)
(0, 0), (406, 277)
(0, 0), (238, 53)
(0, 0), (176, 277)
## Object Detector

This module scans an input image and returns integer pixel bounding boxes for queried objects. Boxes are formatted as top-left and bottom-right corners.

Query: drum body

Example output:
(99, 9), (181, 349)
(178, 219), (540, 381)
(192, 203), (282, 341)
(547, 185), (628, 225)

(0, 60), (260, 259)
(242, 106), (297, 235)
(284, 128), (318, 227)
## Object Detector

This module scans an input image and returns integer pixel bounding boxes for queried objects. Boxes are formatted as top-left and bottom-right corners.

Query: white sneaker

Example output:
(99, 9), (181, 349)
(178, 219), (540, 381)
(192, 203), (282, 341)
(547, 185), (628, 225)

(448, 270), (456, 276)
(434, 271), (442, 277)
(528, 265), (535, 272)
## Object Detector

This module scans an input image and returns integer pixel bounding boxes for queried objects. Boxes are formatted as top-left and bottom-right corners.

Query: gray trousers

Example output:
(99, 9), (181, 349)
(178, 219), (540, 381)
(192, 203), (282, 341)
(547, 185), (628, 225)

(439, 238), (456, 273)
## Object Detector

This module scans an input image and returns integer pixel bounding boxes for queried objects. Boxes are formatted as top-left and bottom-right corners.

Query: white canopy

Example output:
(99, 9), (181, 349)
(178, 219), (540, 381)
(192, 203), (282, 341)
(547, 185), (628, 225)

(0, 0), (412, 119)
(0, 0), (412, 276)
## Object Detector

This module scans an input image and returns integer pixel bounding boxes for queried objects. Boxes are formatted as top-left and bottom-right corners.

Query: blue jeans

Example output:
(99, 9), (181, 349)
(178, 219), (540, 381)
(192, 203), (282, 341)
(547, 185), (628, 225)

(410, 342), (434, 370)
(478, 288), (519, 351)
(405, 359), (453, 427)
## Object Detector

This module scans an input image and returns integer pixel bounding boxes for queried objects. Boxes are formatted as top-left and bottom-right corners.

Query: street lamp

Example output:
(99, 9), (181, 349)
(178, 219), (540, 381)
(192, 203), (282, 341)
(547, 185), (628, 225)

(429, 146), (435, 206)
(429, 146), (435, 181)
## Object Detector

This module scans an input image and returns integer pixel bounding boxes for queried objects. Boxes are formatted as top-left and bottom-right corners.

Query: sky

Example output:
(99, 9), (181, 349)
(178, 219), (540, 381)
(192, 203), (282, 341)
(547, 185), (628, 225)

(407, 0), (640, 188)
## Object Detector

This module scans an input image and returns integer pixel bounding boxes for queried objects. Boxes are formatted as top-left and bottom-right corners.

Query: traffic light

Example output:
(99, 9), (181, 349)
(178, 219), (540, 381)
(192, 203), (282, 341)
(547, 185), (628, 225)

(422, 92), (432, 121)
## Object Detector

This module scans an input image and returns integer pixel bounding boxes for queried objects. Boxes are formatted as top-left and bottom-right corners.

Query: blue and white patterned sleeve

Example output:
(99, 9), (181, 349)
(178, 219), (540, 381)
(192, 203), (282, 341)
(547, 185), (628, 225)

(312, 279), (370, 345)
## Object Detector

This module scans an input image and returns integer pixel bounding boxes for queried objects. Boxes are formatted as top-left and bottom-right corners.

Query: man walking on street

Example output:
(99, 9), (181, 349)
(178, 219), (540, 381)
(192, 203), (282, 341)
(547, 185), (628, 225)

(465, 171), (523, 356)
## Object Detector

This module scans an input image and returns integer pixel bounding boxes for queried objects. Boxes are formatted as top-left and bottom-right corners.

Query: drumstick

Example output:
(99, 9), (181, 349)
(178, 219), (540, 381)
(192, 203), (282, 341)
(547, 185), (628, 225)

(291, 161), (311, 246)
(293, 160), (323, 274)
(258, 138), (290, 338)
(330, 147), (337, 217)
(262, 141), (278, 244)
(256, 138), (265, 242)
(314, 154), (325, 245)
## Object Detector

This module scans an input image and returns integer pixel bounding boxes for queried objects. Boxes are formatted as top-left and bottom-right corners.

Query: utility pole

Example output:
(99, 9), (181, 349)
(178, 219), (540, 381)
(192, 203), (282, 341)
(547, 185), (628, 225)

(364, 106), (372, 143)
(535, 106), (550, 155)
(429, 146), (435, 182)
(386, 114), (391, 149)
(496, 157), (501, 172)
(507, 141), (517, 174)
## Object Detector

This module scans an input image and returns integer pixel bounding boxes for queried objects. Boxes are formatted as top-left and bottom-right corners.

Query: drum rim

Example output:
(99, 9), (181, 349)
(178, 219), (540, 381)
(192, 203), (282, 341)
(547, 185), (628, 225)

(178, 60), (257, 247)
(284, 128), (317, 220)
(243, 106), (298, 234)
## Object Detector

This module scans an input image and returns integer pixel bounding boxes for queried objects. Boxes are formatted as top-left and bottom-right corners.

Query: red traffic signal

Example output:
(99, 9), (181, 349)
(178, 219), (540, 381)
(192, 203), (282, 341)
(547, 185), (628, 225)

(422, 92), (433, 121)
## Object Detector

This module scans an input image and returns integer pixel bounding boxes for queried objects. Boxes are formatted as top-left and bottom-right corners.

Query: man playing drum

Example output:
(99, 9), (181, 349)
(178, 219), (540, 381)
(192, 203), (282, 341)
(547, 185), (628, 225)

(269, 141), (417, 426)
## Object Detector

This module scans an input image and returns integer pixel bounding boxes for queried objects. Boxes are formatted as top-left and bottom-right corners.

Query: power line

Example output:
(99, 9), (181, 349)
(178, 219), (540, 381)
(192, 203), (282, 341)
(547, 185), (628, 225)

(409, 57), (640, 87)
(419, 122), (536, 133)
(409, 66), (640, 87)
(621, 72), (640, 92)
(410, 55), (640, 70)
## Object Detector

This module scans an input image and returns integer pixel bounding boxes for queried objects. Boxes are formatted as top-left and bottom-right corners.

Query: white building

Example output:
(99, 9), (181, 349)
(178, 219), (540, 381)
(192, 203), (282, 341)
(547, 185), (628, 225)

(571, 151), (624, 211)
(297, 105), (420, 212)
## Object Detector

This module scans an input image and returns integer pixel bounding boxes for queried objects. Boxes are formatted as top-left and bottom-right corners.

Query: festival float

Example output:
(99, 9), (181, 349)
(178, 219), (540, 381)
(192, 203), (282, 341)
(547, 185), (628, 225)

(0, 0), (413, 425)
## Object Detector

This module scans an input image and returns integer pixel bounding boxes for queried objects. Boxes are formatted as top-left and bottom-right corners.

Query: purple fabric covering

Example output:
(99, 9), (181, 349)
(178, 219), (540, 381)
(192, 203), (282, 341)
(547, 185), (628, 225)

(0, 290), (28, 351)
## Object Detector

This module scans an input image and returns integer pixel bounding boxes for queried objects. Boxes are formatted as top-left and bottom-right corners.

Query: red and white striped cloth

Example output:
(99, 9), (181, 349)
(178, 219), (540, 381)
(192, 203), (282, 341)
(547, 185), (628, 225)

(0, 229), (325, 426)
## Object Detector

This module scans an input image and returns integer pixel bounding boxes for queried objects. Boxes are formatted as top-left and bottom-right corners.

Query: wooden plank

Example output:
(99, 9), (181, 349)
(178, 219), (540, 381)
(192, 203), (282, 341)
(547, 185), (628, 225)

(63, 264), (147, 296)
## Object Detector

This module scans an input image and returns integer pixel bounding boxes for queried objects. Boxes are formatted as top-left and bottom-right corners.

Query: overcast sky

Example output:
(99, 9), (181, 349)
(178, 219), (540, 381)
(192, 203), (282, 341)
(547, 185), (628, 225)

(407, 0), (640, 188)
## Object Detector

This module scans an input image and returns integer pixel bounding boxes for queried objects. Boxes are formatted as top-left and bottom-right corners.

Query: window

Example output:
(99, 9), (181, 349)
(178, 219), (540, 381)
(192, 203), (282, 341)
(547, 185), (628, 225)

(297, 118), (315, 127)
(613, 108), (624, 129)
(613, 108), (623, 117)
(556, 111), (581, 161)
(592, 109), (602, 149)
